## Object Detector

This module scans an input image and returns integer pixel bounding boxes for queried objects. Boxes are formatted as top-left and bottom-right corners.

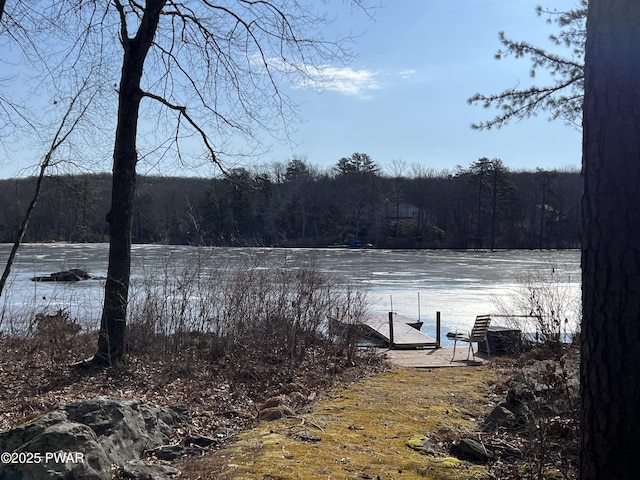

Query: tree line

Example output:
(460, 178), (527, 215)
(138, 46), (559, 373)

(0, 155), (581, 250)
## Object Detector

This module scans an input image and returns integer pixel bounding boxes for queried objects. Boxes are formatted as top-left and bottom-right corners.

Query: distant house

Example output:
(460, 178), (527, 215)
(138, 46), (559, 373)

(384, 201), (420, 223)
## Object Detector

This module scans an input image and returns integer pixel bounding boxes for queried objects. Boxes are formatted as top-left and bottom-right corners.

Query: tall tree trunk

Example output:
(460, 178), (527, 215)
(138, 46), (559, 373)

(538, 183), (546, 249)
(581, 1), (640, 478)
(490, 168), (497, 251)
(94, 1), (166, 365)
(476, 173), (483, 248)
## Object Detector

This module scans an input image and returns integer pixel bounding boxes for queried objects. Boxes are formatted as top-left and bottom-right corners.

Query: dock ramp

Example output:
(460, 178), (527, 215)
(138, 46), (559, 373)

(362, 313), (438, 349)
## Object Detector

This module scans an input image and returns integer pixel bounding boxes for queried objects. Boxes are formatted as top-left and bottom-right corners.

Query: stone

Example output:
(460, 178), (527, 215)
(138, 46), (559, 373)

(504, 388), (535, 426)
(183, 434), (220, 448)
(257, 396), (285, 411)
(117, 459), (181, 480)
(31, 269), (91, 282)
(256, 392), (307, 421)
(0, 421), (111, 480)
(493, 441), (523, 459)
(450, 438), (494, 464)
(406, 435), (440, 455)
(0, 409), (69, 453)
(484, 404), (517, 430)
(258, 405), (294, 421)
(146, 444), (185, 460)
(0, 397), (189, 480)
(277, 382), (308, 396)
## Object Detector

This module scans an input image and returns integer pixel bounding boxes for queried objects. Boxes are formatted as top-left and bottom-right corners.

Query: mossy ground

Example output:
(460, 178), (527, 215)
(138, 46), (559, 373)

(182, 366), (497, 479)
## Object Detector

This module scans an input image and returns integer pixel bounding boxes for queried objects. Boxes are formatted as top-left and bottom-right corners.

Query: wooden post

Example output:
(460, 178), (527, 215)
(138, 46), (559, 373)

(388, 311), (394, 349)
(436, 311), (441, 348)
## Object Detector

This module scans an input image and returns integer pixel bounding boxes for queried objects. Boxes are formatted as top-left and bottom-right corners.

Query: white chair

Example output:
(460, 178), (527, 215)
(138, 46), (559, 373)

(451, 315), (491, 361)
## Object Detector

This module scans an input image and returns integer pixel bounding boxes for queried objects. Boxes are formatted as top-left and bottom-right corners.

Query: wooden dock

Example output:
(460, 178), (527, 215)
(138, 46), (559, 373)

(378, 347), (488, 368)
(361, 313), (438, 349)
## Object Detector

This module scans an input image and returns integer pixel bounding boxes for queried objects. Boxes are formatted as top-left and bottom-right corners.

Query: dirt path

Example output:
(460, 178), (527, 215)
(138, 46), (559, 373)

(180, 365), (500, 479)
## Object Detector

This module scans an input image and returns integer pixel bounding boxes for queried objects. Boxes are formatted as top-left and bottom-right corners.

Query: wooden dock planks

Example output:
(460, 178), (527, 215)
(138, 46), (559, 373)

(362, 313), (438, 349)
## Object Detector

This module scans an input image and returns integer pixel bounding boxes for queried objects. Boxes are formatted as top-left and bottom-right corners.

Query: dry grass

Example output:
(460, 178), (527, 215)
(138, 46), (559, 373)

(0, 333), (387, 441)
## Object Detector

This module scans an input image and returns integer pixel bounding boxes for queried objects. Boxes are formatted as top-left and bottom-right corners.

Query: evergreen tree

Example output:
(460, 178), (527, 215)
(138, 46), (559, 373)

(468, 1), (586, 130)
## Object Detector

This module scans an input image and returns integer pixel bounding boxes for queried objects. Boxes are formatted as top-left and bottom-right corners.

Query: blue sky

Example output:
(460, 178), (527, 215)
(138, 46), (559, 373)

(0, 1), (582, 179)
(262, 0), (583, 175)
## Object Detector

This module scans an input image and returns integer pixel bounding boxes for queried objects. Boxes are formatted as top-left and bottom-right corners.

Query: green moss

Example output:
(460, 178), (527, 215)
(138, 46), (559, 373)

(206, 367), (496, 479)
(407, 435), (431, 453)
(437, 456), (464, 468)
(544, 469), (565, 479)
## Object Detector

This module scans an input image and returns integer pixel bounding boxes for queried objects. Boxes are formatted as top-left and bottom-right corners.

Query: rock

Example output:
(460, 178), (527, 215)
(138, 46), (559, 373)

(117, 459), (181, 480)
(484, 404), (517, 430)
(491, 441), (523, 459)
(146, 444), (185, 460)
(450, 438), (494, 464)
(258, 405), (294, 421)
(31, 268), (91, 282)
(257, 395), (285, 411)
(406, 435), (440, 455)
(0, 421), (111, 480)
(0, 397), (189, 480)
(504, 388), (535, 426)
(183, 434), (220, 448)
(293, 431), (321, 443)
(256, 391), (308, 421)
(63, 398), (185, 462)
(0, 409), (69, 453)
(277, 382), (308, 396)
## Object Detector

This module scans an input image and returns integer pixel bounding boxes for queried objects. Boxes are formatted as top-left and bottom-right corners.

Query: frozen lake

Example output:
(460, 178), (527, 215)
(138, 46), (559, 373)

(0, 244), (581, 344)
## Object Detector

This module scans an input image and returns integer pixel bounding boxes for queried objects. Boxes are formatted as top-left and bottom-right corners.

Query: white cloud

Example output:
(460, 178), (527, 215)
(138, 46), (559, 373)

(296, 65), (381, 98)
(397, 69), (416, 80)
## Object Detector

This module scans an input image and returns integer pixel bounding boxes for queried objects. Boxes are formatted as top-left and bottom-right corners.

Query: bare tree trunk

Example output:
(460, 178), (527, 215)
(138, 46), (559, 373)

(0, 164), (48, 298)
(0, 86), (91, 298)
(94, 0), (166, 365)
(538, 183), (545, 249)
(491, 168), (498, 251)
(581, 1), (640, 478)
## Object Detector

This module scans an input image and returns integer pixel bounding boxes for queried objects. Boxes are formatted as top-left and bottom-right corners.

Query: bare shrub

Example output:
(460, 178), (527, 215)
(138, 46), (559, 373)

(0, 277), (31, 337)
(30, 309), (82, 364)
(500, 346), (579, 480)
(126, 249), (368, 370)
(494, 259), (580, 345)
(488, 258), (580, 478)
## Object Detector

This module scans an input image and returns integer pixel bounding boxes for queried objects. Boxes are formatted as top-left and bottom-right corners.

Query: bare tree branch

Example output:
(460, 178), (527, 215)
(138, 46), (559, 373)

(141, 88), (227, 174)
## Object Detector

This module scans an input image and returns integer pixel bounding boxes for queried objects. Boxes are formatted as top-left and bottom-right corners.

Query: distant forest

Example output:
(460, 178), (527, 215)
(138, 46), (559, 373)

(0, 156), (581, 249)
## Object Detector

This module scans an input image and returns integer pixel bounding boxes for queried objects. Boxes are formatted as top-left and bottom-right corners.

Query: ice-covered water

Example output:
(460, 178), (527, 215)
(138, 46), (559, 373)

(0, 244), (581, 344)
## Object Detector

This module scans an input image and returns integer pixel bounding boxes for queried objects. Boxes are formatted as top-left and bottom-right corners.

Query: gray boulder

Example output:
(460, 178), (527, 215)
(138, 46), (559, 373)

(484, 404), (518, 430)
(0, 421), (110, 480)
(0, 397), (189, 480)
(450, 438), (494, 464)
